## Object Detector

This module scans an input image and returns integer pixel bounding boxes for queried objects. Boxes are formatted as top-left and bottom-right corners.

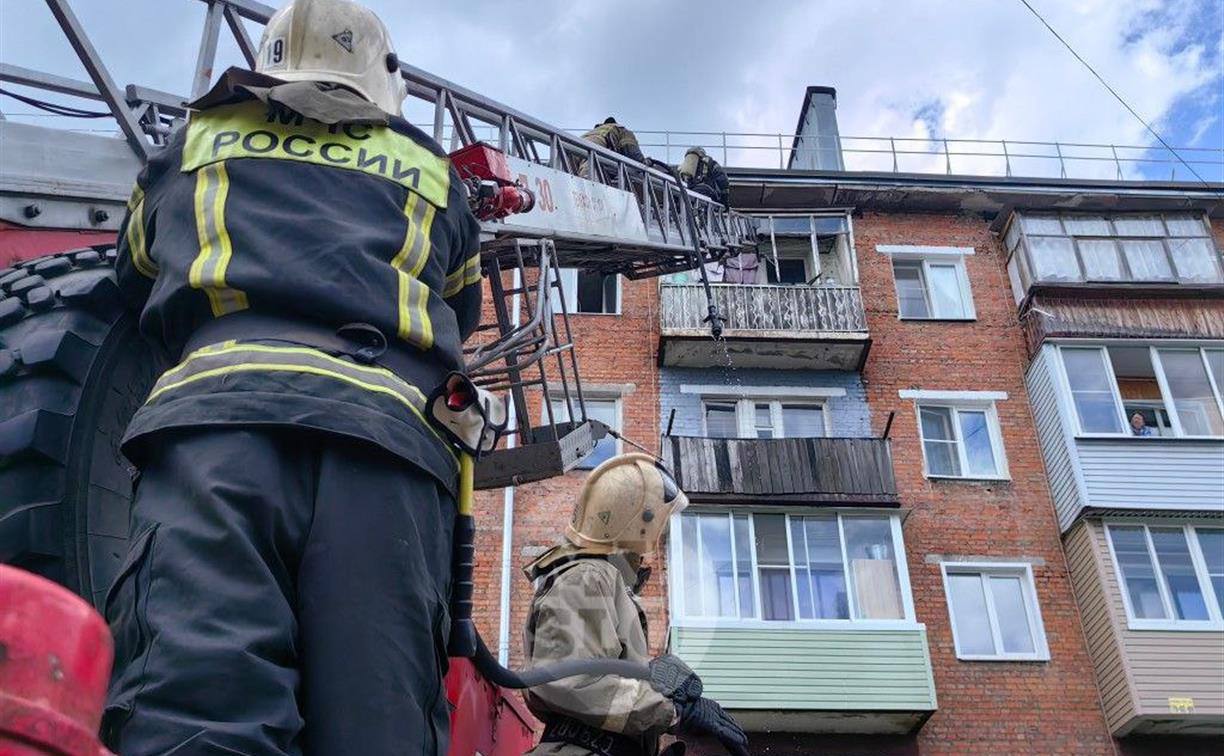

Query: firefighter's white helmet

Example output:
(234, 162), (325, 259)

(256, 0), (408, 116)
(565, 453), (689, 557)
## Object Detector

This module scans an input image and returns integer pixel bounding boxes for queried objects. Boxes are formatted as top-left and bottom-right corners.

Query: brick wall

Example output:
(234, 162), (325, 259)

(854, 211), (1114, 754)
(470, 272), (669, 668)
(658, 366), (872, 437)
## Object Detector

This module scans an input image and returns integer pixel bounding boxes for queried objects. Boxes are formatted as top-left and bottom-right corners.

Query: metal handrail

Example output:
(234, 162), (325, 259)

(400, 123), (1224, 182)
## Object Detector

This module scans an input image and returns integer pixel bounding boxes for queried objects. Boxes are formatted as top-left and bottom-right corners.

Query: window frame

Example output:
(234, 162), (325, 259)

(542, 396), (622, 469)
(911, 399), (1010, 481)
(1004, 211), (1223, 289)
(1104, 522), (1224, 631)
(668, 509), (918, 630)
(939, 562), (1051, 662)
(1054, 343), (1224, 440)
(888, 253), (976, 321)
(553, 267), (622, 315)
(700, 397), (832, 439)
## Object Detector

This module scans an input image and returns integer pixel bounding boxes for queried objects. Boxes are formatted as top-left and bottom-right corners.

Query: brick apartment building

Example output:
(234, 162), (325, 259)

(471, 89), (1224, 755)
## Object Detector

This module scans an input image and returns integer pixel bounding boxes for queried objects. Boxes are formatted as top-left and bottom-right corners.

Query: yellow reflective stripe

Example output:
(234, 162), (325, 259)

(125, 193), (157, 278)
(189, 163), (248, 316)
(146, 360), (456, 463)
(161, 343), (426, 402)
(443, 253), (481, 298)
(127, 184), (144, 212)
(392, 192), (436, 349)
(181, 101), (450, 208)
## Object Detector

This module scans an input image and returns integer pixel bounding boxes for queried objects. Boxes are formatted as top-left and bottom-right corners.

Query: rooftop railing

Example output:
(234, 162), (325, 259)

(415, 123), (1224, 184)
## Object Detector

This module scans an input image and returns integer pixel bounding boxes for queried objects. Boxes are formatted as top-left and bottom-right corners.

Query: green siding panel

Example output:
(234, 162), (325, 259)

(671, 627), (938, 712)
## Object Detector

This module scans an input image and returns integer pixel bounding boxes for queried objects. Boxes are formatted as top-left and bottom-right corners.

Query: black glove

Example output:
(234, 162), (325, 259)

(672, 697), (749, 756)
(649, 654), (703, 704)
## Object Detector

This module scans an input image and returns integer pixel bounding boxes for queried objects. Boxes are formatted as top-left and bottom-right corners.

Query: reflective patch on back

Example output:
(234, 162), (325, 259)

(182, 101), (450, 208)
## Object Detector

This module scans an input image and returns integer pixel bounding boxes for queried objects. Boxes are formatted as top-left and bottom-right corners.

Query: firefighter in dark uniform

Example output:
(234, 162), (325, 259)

(523, 454), (750, 756)
(678, 147), (729, 206)
(102, 1), (482, 754)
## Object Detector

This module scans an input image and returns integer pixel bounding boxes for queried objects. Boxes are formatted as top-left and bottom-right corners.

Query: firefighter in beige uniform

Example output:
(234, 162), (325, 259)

(523, 454), (750, 756)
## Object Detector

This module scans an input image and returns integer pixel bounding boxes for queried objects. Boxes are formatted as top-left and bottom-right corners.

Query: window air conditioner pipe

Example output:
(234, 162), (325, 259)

(447, 453), (653, 690)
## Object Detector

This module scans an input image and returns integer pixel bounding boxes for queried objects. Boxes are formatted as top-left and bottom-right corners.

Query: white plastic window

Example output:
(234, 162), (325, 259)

(674, 512), (911, 626)
(1058, 345), (1224, 438)
(941, 563), (1050, 661)
(701, 399), (828, 439)
(916, 403), (1007, 479)
(1107, 524), (1224, 629)
(892, 257), (974, 319)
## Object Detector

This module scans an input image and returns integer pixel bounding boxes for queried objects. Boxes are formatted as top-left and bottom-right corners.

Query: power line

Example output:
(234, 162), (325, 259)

(1016, 0), (1212, 186)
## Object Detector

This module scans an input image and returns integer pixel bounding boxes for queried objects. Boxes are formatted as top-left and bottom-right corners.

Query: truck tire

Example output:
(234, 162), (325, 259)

(0, 246), (158, 609)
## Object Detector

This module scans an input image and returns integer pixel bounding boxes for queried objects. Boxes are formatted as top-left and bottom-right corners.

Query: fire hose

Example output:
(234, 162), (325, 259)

(446, 452), (654, 689)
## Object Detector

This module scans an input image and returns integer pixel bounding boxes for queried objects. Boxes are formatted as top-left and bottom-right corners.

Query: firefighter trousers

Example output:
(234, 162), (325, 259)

(102, 427), (456, 756)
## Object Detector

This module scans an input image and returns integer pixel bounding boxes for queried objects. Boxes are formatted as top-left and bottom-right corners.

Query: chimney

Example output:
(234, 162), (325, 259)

(788, 86), (844, 171)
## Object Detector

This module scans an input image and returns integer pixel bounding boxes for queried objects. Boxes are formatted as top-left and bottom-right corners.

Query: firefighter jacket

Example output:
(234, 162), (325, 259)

(679, 152), (729, 206)
(581, 123), (647, 165)
(524, 556), (675, 755)
(115, 68), (482, 494)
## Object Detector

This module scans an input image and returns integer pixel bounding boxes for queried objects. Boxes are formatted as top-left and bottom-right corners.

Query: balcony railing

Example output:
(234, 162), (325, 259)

(662, 436), (897, 505)
(659, 284), (869, 369)
(661, 284), (867, 334)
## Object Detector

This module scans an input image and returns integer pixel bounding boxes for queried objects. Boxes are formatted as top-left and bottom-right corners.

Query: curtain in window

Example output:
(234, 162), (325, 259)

(1026, 236), (1080, 282)
(1168, 238), (1223, 283)
(1119, 240), (1174, 281)
(1077, 240), (1125, 280)
(1112, 216), (1166, 236)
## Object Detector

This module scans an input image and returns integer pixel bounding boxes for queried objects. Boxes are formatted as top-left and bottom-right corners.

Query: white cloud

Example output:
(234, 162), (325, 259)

(2, 0), (1219, 179)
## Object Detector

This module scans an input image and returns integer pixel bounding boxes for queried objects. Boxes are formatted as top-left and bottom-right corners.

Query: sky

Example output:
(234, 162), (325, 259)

(1, 0), (1221, 181)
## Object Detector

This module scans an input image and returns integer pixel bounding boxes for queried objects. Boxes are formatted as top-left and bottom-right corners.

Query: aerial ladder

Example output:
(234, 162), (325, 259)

(0, 2), (761, 752)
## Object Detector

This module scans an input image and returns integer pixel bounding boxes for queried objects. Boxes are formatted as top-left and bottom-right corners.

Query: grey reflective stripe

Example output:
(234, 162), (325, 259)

(148, 342), (430, 417)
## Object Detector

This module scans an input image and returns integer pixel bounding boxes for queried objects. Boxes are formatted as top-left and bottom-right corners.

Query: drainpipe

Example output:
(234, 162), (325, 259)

(496, 268), (523, 665)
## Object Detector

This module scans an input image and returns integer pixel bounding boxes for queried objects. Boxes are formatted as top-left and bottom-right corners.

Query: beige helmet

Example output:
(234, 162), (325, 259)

(565, 453), (689, 557)
(256, 0), (408, 115)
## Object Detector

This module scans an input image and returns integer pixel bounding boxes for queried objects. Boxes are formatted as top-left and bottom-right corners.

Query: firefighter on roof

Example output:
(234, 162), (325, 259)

(523, 454), (750, 756)
(102, 0), (481, 753)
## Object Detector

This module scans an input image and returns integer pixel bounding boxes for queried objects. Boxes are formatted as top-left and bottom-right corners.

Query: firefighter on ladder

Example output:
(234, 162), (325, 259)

(103, 0), (486, 753)
(524, 454), (750, 756)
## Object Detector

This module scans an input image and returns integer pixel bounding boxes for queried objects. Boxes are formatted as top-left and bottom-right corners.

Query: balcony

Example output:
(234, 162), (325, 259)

(1066, 519), (1224, 737)
(662, 436), (897, 506)
(1026, 344), (1224, 532)
(1003, 212), (1223, 310)
(659, 284), (870, 370)
(670, 626), (936, 734)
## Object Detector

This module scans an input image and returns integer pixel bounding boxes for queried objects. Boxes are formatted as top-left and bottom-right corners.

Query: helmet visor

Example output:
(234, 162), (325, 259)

(655, 462), (688, 514)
